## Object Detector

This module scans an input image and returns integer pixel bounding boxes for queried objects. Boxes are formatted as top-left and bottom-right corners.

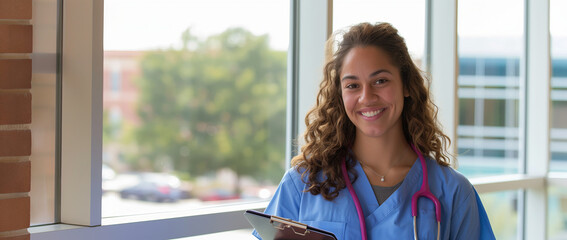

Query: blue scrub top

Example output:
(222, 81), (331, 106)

(253, 157), (495, 240)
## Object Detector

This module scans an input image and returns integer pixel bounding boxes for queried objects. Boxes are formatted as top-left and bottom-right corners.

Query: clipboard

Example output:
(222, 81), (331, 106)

(244, 210), (337, 240)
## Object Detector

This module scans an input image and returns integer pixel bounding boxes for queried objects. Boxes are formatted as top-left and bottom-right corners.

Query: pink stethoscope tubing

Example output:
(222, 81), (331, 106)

(340, 144), (441, 240)
(341, 156), (367, 240)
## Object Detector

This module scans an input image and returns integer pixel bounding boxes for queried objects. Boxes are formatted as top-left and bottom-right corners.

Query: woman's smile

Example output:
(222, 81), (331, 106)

(359, 107), (386, 118)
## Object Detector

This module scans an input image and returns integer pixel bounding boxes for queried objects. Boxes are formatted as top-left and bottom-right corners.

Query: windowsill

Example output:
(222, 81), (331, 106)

(101, 200), (267, 225)
(470, 174), (545, 193)
(29, 201), (267, 240)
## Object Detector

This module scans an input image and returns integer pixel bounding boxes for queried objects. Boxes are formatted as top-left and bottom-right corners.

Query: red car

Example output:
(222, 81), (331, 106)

(198, 189), (240, 202)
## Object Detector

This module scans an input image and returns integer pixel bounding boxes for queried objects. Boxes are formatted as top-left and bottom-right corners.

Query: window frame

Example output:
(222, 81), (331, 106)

(28, 0), (559, 239)
(58, 0), (103, 226)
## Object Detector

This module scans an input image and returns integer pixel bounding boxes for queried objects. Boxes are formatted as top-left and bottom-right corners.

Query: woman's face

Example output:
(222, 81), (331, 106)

(340, 46), (407, 139)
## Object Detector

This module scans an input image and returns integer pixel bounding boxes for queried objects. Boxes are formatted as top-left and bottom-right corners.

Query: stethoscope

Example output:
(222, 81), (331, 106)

(340, 144), (441, 240)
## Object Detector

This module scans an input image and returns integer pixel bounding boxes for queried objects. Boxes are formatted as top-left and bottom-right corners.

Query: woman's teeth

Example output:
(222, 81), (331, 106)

(361, 109), (383, 117)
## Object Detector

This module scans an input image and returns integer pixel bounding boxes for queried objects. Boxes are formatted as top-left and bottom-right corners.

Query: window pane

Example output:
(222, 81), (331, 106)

(552, 102), (567, 129)
(480, 191), (519, 240)
(483, 99), (506, 126)
(550, 0), (567, 172)
(483, 99), (519, 127)
(30, 0), (59, 226)
(459, 98), (476, 125)
(333, 0), (426, 64)
(459, 58), (477, 76)
(549, 186), (567, 238)
(102, 0), (289, 217)
(457, 0), (524, 178)
(553, 59), (567, 78)
(484, 58), (508, 76)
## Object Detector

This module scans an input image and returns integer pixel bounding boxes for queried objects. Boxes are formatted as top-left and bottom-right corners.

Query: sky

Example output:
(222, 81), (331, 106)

(332, 0), (426, 58)
(104, 0), (567, 57)
(104, 0), (290, 51)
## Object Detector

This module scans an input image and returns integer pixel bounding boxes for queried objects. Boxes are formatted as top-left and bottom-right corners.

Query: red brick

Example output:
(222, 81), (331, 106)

(0, 25), (32, 53)
(0, 130), (31, 157)
(0, 233), (30, 240)
(0, 59), (32, 89)
(0, 92), (31, 124)
(0, 0), (32, 19)
(0, 197), (30, 232)
(0, 161), (30, 193)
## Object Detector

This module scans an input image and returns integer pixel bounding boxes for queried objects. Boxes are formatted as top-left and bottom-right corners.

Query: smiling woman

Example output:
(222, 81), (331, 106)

(254, 22), (494, 240)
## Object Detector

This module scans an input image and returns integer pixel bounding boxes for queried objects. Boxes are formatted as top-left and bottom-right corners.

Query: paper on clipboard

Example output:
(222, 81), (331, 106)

(244, 210), (337, 240)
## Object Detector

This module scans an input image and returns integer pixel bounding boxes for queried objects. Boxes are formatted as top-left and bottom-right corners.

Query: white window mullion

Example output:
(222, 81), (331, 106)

(524, 0), (551, 239)
(426, 0), (458, 158)
(292, 0), (333, 159)
(60, 0), (103, 226)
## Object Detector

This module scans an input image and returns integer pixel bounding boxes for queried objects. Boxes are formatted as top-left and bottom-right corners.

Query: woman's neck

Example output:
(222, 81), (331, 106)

(351, 129), (417, 186)
(351, 128), (415, 171)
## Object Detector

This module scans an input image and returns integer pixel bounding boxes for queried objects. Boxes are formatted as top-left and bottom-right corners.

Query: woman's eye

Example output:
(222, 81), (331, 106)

(345, 84), (358, 89)
(375, 79), (388, 85)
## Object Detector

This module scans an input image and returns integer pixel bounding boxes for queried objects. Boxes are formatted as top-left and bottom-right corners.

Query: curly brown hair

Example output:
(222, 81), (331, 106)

(291, 22), (452, 201)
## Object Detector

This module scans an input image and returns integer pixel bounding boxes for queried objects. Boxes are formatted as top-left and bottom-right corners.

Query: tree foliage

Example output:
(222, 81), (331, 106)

(131, 28), (287, 187)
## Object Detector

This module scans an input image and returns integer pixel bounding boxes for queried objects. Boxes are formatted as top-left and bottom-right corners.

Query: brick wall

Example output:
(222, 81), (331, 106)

(0, 1), (33, 240)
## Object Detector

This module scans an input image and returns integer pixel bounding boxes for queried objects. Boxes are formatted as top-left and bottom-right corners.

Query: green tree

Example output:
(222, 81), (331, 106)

(132, 28), (287, 194)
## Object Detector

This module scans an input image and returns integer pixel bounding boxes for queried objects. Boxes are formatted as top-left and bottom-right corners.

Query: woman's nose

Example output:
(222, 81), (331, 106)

(359, 85), (377, 103)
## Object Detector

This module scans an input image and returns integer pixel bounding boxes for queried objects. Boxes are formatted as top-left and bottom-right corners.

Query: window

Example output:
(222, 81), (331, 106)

(457, 0), (524, 238)
(457, 0), (523, 179)
(548, 186), (567, 238)
(549, 0), (567, 236)
(550, 0), (567, 174)
(479, 191), (519, 239)
(102, 0), (289, 218)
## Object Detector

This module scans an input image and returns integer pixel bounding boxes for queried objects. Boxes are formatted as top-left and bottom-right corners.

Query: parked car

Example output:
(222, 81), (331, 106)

(198, 189), (240, 202)
(119, 173), (182, 202)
